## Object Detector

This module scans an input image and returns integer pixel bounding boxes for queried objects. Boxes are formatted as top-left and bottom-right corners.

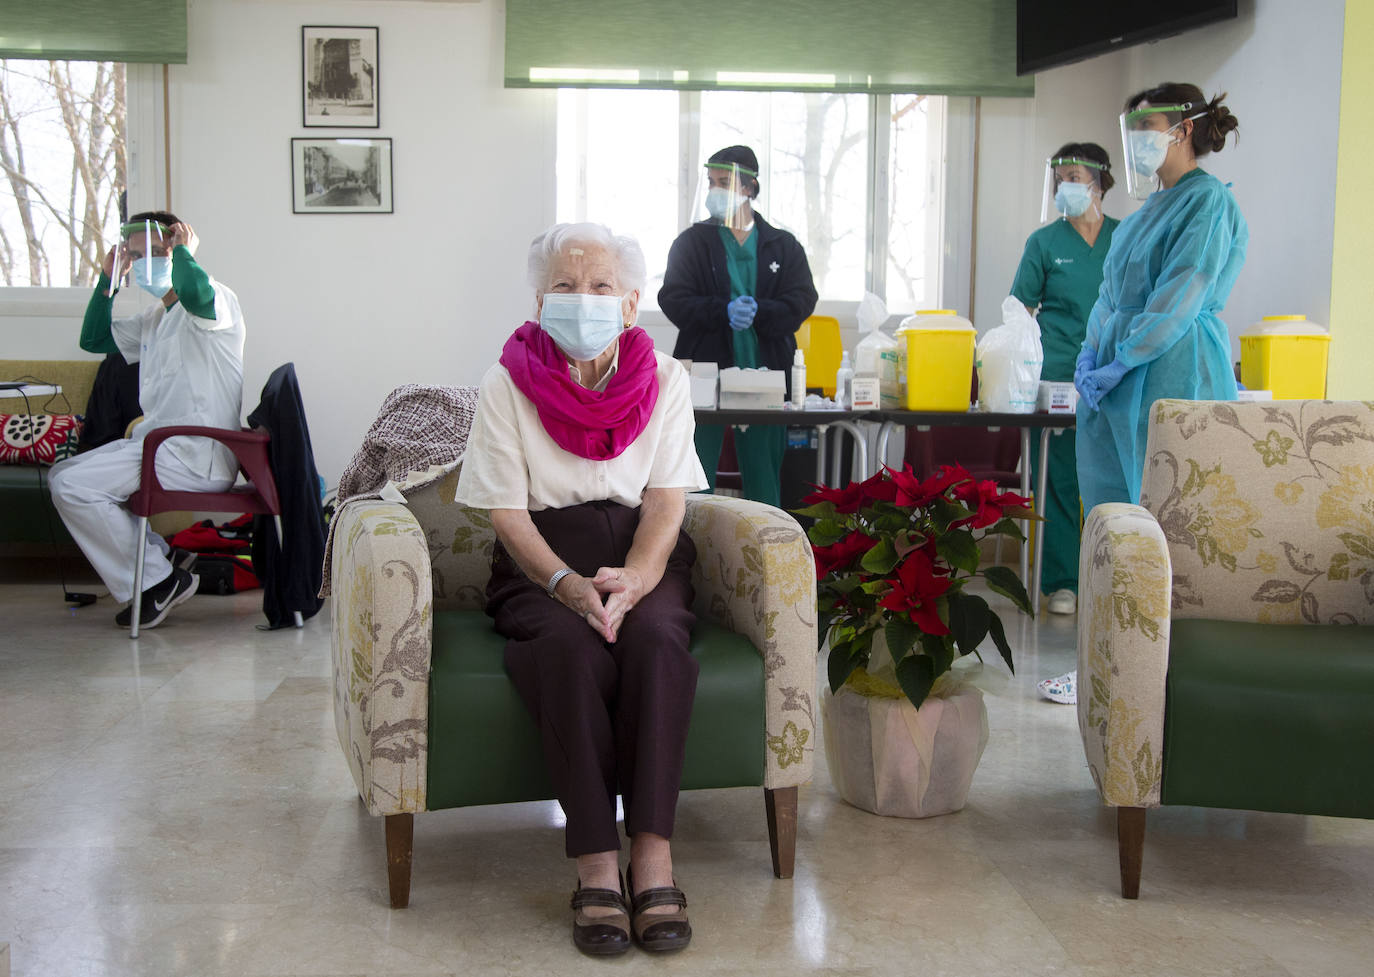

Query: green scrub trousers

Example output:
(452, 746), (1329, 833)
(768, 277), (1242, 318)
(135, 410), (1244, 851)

(695, 226), (786, 508)
(1010, 216), (1118, 595)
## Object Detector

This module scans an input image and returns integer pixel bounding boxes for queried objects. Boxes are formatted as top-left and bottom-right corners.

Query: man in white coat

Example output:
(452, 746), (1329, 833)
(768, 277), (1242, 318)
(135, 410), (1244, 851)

(50, 212), (245, 630)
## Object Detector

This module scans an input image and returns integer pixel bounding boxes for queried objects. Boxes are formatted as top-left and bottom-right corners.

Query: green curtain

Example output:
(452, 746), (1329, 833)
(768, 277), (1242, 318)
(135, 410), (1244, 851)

(505, 0), (1031, 96)
(0, 0), (187, 63)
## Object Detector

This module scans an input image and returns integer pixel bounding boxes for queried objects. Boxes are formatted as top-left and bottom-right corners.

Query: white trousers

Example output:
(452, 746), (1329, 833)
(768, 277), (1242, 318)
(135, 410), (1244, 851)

(48, 439), (233, 604)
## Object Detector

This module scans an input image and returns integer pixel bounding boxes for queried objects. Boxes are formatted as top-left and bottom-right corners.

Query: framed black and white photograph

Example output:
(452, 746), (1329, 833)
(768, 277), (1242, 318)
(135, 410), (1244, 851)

(302, 26), (379, 128)
(291, 138), (393, 214)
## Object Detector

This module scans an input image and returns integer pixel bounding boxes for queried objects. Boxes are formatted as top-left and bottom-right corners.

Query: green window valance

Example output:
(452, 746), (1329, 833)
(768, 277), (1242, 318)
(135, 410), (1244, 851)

(505, 0), (1031, 96)
(0, 0), (187, 63)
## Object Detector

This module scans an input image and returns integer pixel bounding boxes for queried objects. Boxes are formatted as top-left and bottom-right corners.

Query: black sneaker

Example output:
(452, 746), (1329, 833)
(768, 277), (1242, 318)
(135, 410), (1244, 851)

(170, 547), (199, 574)
(114, 568), (200, 630)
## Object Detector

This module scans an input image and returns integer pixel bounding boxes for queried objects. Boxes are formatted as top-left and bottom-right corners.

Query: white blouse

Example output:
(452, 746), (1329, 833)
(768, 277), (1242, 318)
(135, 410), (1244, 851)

(454, 350), (707, 511)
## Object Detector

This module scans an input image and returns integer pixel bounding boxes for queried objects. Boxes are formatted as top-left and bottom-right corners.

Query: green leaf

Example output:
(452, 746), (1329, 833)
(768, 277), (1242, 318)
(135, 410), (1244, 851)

(987, 612), (1015, 674)
(792, 500), (838, 520)
(808, 519), (848, 547)
(921, 631), (954, 675)
(817, 610), (833, 652)
(930, 497), (971, 532)
(948, 591), (991, 656)
(983, 516), (1027, 542)
(884, 616), (922, 660)
(895, 653), (936, 710)
(828, 573), (864, 594)
(828, 644), (860, 692)
(937, 529), (981, 575)
(860, 538), (900, 575)
(984, 564), (1034, 616)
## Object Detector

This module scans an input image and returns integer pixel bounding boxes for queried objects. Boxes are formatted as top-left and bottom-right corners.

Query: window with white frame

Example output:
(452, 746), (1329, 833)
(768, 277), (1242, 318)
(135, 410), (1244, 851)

(0, 59), (126, 288)
(556, 89), (946, 316)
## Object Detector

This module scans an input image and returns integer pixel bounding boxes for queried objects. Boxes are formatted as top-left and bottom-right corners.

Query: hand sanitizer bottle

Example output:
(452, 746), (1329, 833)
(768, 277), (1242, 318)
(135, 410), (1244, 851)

(834, 352), (854, 411)
(791, 348), (807, 408)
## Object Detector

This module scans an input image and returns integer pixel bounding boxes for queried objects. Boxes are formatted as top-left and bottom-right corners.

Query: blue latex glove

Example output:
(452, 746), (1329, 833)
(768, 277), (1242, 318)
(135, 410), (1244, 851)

(727, 295), (757, 331)
(1074, 348), (1097, 386)
(1076, 359), (1130, 411)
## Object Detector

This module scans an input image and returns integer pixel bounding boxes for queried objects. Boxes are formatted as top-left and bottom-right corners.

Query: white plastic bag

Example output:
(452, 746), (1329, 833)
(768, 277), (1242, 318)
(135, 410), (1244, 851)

(975, 296), (1043, 413)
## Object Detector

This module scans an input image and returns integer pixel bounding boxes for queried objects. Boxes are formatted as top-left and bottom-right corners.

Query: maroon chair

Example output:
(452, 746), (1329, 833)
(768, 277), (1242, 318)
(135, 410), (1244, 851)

(126, 426), (301, 638)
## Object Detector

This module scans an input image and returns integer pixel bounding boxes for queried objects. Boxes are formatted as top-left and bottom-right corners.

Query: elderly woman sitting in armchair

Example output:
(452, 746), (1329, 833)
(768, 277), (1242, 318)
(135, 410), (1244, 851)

(455, 223), (707, 956)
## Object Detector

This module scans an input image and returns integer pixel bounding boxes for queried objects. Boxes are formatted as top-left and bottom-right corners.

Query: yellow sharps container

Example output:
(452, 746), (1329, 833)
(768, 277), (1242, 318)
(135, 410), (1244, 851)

(1239, 315), (1331, 399)
(895, 310), (976, 411)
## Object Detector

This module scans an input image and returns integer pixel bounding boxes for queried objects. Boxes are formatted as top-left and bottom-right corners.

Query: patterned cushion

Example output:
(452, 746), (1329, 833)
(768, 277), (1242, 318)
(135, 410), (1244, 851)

(0, 413), (83, 465)
(1142, 400), (1374, 625)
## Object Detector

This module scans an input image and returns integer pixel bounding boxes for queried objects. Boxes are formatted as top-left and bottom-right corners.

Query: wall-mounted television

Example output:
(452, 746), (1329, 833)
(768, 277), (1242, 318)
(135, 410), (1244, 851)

(1016, 0), (1239, 76)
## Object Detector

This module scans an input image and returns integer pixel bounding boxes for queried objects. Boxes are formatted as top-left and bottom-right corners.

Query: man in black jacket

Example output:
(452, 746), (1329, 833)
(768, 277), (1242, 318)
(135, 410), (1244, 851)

(660, 145), (818, 507)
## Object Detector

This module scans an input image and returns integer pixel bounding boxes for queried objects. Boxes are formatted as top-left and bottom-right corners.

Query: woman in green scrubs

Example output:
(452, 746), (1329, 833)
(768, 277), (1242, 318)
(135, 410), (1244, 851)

(1009, 142), (1118, 667)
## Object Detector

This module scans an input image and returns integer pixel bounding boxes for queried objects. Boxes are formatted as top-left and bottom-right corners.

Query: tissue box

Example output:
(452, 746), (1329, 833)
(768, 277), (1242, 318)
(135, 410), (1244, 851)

(719, 367), (785, 410)
(1036, 381), (1077, 413)
(689, 362), (719, 410)
(1236, 389), (1274, 402)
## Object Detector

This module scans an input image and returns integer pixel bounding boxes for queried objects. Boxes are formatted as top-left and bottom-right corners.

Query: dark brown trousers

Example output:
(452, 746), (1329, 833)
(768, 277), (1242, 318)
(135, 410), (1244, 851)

(485, 501), (699, 857)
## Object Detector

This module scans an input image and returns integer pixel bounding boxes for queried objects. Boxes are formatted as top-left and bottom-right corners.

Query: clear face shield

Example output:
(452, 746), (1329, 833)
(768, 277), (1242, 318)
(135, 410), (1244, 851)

(693, 161), (757, 231)
(1040, 157), (1107, 223)
(117, 219), (173, 297)
(1120, 102), (1205, 199)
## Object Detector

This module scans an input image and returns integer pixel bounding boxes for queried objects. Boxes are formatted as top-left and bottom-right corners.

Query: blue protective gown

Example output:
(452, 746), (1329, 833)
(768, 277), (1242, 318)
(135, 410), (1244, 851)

(1076, 168), (1247, 511)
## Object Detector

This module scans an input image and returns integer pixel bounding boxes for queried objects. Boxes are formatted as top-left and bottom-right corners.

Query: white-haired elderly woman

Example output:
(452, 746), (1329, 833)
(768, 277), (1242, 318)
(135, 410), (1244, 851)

(455, 223), (707, 956)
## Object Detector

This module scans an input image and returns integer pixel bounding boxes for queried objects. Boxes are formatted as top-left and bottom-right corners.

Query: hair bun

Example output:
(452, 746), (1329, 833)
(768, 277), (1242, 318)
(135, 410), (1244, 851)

(1205, 92), (1239, 152)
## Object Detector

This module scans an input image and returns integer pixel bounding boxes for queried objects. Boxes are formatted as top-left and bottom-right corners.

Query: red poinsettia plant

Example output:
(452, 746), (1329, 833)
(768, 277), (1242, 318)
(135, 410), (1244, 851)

(797, 464), (1037, 710)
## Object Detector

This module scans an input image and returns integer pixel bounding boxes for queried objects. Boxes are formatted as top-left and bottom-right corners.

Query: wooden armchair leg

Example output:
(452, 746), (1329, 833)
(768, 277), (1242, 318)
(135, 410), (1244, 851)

(764, 786), (798, 879)
(1117, 806), (1146, 900)
(385, 813), (414, 908)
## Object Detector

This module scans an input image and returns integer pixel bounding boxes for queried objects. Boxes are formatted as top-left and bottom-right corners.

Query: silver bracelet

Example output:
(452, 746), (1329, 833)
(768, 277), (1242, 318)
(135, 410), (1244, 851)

(546, 567), (574, 598)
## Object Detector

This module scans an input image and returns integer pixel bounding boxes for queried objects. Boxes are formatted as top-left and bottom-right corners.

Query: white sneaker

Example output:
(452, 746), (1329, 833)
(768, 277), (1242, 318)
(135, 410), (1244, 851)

(1037, 670), (1077, 704)
(1047, 589), (1077, 615)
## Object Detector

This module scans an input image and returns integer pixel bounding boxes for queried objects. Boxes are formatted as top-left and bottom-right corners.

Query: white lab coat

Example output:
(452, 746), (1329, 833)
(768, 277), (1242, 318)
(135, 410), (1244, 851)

(111, 280), (246, 481)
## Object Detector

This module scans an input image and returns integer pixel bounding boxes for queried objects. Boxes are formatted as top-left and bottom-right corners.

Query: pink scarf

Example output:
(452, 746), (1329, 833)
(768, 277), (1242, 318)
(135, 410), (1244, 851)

(499, 321), (660, 461)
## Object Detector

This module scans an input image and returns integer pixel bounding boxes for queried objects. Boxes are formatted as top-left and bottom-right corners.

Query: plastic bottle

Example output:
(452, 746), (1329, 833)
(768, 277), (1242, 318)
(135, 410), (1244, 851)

(834, 352), (854, 411)
(855, 325), (899, 408)
(791, 348), (807, 408)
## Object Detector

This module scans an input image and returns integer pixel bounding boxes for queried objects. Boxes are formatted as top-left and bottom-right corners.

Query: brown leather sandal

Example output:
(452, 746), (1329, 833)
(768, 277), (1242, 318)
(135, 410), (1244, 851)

(570, 877), (631, 956)
(627, 868), (692, 952)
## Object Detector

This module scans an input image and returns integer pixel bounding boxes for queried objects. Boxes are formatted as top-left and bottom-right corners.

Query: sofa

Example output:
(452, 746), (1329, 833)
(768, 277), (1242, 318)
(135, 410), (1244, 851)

(1078, 398), (1374, 898)
(0, 358), (100, 545)
(329, 469), (819, 907)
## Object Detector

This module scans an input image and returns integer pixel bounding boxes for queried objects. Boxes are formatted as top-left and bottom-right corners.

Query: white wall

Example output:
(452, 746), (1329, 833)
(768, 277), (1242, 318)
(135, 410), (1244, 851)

(973, 0), (1345, 353)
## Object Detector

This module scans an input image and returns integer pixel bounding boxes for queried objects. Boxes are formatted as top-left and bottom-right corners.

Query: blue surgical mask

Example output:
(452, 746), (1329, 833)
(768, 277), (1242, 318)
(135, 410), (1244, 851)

(1128, 129), (1172, 177)
(539, 292), (625, 361)
(705, 186), (745, 222)
(1055, 181), (1095, 217)
(130, 256), (172, 296)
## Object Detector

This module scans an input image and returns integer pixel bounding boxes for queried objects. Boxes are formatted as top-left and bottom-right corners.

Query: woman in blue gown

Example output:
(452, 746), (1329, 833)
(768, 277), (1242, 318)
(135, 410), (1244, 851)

(1075, 83), (1247, 513)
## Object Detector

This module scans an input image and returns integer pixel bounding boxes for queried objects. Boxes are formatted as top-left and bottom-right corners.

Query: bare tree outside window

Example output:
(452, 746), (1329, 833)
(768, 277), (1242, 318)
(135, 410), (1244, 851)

(0, 59), (125, 287)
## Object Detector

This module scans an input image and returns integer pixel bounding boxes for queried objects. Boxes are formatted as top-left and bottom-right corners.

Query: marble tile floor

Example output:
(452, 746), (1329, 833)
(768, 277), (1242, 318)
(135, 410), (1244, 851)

(2, 580), (1372, 977)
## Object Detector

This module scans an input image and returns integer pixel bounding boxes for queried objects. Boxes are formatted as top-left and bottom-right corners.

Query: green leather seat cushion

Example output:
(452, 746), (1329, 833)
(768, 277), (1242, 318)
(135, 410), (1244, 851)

(1161, 619), (1374, 818)
(0, 466), (73, 544)
(426, 609), (765, 811)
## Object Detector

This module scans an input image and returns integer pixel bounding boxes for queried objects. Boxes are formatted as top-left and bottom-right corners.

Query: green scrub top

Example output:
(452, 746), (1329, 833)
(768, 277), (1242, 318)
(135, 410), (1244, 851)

(719, 225), (760, 368)
(1010, 216), (1119, 380)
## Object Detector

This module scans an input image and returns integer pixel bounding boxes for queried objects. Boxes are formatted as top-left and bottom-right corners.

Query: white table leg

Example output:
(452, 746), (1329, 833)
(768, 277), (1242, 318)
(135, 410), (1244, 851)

(1032, 428), (1054, 612)
(1019, 427), (1032, 611)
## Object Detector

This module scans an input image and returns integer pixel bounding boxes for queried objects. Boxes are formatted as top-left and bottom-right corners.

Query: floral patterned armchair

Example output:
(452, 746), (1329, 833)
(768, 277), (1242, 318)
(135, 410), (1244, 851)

(330, 468), (817, 907)
(1078, 399), (1374, 898)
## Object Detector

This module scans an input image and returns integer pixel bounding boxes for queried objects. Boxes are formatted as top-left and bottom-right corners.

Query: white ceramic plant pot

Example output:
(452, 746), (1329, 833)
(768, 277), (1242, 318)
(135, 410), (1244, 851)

(821, 682), (989, 819)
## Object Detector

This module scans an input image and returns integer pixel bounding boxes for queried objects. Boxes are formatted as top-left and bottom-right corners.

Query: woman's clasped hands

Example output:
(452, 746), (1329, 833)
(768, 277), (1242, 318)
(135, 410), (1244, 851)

(553, 566), (648, 643)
